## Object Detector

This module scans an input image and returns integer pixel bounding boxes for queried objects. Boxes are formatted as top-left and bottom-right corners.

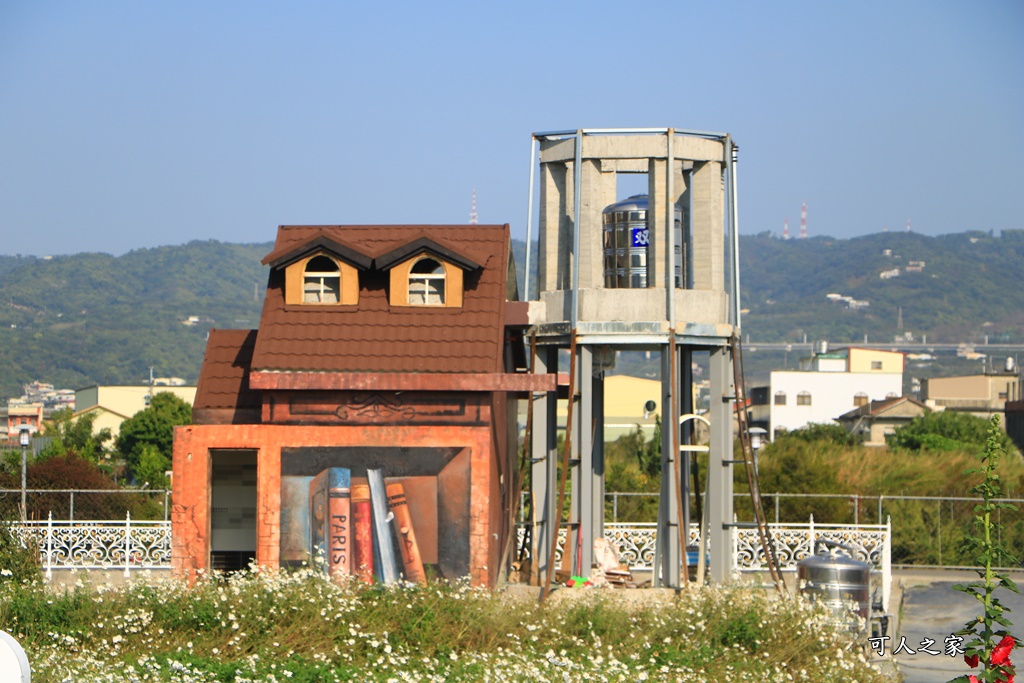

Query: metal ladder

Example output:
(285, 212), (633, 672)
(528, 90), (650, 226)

(731, 335), (787, 594)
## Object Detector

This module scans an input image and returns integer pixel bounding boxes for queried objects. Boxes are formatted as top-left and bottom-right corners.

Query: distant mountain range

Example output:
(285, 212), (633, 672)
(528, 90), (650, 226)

(0, 230), (1021, 400)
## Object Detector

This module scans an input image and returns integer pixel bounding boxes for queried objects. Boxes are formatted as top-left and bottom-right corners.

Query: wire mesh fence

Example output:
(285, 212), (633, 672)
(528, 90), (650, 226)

(0, 489), (170, 521)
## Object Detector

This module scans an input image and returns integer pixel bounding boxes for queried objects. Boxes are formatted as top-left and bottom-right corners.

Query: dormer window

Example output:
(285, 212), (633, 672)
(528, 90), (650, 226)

(303, 255), (341, 303)
(277, 250), (365, 307)
(408, 257), (446, 305)
(377, 236), (481, 309)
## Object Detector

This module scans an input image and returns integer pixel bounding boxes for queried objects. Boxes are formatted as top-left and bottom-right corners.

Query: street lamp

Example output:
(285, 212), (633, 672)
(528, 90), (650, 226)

(749, 427), (768, 476)
(18, 426), (31, 522)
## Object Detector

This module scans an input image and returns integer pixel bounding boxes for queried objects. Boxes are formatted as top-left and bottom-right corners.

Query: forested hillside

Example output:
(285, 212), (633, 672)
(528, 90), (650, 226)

(0, 241), (270, 398)
(740, 229), (1024, 344)
(0, 230), (1021, 399)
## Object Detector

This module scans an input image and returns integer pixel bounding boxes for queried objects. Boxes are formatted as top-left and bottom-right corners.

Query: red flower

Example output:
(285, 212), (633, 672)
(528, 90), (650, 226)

(966, 653), (980, 668)
(969, 675), (979, 683)
(992, 635), (1016, 666)
(995, 673), (1014, 683)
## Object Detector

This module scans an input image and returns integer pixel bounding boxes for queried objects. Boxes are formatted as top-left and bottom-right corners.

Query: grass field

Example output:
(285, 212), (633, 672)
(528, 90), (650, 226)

(0, 564), (888, 683)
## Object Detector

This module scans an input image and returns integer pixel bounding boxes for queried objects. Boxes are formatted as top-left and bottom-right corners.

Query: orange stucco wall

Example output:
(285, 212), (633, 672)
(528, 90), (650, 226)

(172, 420), (500, 586)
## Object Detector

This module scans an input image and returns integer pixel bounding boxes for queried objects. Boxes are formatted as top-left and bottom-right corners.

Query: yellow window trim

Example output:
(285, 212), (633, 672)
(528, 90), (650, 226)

(284, 253), (359, 306)
(389, 254), (463, 308)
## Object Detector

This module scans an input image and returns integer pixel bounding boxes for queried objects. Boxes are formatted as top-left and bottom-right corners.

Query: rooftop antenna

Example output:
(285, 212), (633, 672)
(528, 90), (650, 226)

(897, 306), (903, 331)
(782, 217), (790, 240)
(799, 202), (808, 239)
(469, 188), (479, 225)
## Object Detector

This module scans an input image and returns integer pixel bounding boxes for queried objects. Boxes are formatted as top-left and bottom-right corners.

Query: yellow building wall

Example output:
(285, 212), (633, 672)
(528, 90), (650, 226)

(75, 386), (197, 437)
(847, 348), (905, 374)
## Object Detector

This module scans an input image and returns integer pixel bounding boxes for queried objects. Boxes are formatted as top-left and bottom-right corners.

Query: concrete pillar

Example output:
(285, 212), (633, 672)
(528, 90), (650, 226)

(578, 160), (616, 290)
(256, 441), (281, 569)
(573, 344), (602, 573)
(649, 156), (688, 294)
(655, 344), (681, 587)
(709, 345), (735, 583)
(691, 161), (725, 291)
(530, 346), (559, 584)
(170, 425), (211, 578)
(539, 162), (570, 292)
(592, 369), (605, 544)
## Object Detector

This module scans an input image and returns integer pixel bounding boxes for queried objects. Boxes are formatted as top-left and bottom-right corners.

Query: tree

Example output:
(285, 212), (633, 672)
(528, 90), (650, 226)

(40, 407), (112, 462)
(134, 444), (170, 489)
(887, 411), (1018, 456)
(115, 392), (192, 482)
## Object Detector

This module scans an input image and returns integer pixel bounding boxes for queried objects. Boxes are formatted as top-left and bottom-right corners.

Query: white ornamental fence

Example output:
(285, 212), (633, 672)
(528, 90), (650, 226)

(6, 513), (172, 579)
(5, 515), (890, 609)
(520, 518), (892, 610)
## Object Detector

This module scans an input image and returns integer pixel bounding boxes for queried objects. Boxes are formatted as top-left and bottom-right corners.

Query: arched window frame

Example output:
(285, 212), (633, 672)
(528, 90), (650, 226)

(386, 252), (466, 308)
(282, 251), (362, 306)
(407, 256), (447, 306)
(797, 391), (812, 406)
(302, 254), (342, 304)
(774, 391), (787, 406)
(854, 392), (869, 407)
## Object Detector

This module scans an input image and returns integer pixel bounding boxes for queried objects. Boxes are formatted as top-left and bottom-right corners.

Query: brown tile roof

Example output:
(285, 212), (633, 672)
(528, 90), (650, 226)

(193, 329), (260, 411)
(250, 225), (510, 375)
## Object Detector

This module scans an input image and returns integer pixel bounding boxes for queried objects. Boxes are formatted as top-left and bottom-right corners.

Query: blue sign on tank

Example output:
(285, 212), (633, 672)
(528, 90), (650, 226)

(631, 227), (650, 247)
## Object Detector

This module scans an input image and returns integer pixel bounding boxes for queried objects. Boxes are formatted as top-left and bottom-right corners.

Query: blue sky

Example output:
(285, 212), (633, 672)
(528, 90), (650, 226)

(1, 1), (1021, 256)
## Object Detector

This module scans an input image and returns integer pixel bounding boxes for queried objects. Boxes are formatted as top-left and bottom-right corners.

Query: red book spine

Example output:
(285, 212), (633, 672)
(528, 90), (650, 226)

(351, 482), (374, 583)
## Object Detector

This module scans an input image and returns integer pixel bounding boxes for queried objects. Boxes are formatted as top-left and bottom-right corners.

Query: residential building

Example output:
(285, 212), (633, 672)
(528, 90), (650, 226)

(75, 385), (197, 439)
(6, 401), (44, 439)
(749, 347), (904, 438)
(836, 396), (930, 446)
(922, 371), (1017, 424)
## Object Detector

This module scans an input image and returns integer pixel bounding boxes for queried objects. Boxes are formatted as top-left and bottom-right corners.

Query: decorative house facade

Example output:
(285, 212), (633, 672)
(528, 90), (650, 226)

(171, 224), (552, 587)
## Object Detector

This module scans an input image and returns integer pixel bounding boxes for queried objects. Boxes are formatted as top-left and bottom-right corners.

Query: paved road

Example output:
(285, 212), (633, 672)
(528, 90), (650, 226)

(887, 571), (1024, 683)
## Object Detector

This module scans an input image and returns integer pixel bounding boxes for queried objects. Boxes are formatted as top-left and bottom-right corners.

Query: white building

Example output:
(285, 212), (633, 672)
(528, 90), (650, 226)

(749, 347), (905, 439)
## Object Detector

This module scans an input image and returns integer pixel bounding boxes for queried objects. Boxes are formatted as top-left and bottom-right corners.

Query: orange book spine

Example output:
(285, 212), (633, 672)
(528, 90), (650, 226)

(351, 482), (374, 584)
(386, 482), (427, 584)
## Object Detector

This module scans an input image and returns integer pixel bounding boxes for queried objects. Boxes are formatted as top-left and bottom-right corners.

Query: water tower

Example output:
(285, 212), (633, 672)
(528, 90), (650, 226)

(523, 128), (741, 588)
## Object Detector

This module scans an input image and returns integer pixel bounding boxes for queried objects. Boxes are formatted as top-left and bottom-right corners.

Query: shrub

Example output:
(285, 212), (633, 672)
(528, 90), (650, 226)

(888, 410), (1019, 456)
(0, 520), (40, 584)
